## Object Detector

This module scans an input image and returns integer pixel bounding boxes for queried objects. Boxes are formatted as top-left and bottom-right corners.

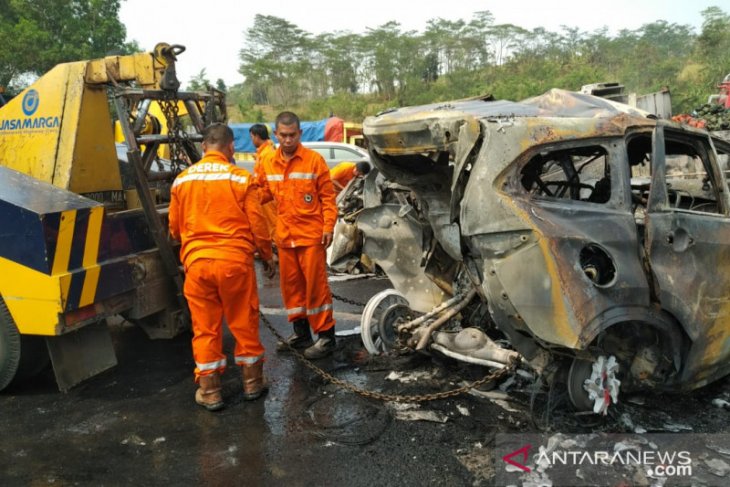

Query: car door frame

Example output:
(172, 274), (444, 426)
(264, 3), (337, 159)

(644, 124), (730, 387)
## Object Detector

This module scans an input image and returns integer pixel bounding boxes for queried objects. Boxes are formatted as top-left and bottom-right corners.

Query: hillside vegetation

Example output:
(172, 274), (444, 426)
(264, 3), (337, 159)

(222, 7), (730, 122)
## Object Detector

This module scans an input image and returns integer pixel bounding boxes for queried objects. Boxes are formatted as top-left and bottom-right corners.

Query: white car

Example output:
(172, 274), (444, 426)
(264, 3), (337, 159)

(301, 141), (370, 168)
(237, 141), (370, 173)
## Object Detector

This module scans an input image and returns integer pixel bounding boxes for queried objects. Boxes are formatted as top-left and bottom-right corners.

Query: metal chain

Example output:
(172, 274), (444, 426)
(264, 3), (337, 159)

(260, 311), (518, 403)
(330, 292), (367, 308)
(158, 95), (189, 173)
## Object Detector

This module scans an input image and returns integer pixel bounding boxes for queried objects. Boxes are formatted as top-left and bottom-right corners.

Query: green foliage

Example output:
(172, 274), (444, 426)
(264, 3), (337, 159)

(0, 0), (134, 88)
(187, 68), (210, 91)
(230, 8), (730, 121)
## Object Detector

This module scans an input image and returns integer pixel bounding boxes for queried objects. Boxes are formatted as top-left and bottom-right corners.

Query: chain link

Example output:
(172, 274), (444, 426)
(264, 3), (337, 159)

(330, 292), (367, 308)
(260, 311), (518, 403)
(158, 95), (190, 173)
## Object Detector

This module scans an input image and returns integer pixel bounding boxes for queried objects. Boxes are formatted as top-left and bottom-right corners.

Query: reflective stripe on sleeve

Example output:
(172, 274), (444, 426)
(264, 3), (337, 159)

(307, 303), (333, 315)
(195, 358), (227, 371)
(266, 175), (285, 182)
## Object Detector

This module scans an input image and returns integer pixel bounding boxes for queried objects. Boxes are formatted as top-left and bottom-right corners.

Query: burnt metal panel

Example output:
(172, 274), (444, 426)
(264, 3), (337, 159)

(358, 204), (447, 313)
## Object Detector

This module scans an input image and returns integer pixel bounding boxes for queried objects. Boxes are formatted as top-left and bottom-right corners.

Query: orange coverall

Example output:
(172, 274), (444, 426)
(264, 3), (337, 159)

(329, 162), (357, 193)
(253, 139), (278, 240)
(169, 150), (272, 380)
(256, 144), (338, 334)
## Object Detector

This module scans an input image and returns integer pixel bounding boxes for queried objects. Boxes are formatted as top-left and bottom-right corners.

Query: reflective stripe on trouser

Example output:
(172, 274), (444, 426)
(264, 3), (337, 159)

(184, 258), (264, 380)
(277, 244), (335, 334)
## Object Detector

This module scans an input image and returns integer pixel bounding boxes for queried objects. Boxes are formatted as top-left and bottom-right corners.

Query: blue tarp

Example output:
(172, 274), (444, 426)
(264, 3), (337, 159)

(230, 119), (328, 153)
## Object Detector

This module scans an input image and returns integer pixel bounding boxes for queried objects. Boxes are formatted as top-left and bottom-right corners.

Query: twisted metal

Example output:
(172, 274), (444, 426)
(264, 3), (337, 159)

(260, 311), (518, 403)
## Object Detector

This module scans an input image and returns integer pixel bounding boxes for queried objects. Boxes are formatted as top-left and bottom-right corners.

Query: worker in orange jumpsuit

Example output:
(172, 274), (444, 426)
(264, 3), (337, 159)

(256, 111), (338, 359)
(329, 161), (371, 194)
(169, 123), (275, 411)
(250, 123), (278, 241)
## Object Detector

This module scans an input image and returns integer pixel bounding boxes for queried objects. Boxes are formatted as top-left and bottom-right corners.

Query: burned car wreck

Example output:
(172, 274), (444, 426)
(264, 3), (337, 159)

(333, 89), (730, 415)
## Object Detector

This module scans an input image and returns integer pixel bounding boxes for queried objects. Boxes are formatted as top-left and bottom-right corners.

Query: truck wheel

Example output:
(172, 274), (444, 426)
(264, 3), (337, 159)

(0, 297), (50, 391)
(0, 297), (22, 391)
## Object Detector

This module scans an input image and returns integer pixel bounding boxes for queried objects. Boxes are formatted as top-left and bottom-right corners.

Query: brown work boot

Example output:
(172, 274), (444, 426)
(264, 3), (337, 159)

(276, 319), (313, 352)
(195, 373), (224, 411)
(303, 328), (337, 360)
(242, 360), (269, 401)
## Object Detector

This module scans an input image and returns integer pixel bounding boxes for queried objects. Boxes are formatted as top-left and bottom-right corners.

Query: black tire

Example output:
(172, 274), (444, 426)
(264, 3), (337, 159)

(0, 296), (22, 391)
(0, 296), (50, 392)
(567, 358), (595, 412)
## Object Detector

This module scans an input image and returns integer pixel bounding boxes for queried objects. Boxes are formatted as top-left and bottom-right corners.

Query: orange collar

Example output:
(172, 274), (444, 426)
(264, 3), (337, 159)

(256, 140), (274, 155)
(274, 143), (306, 166)
(201, 150), (232, 163)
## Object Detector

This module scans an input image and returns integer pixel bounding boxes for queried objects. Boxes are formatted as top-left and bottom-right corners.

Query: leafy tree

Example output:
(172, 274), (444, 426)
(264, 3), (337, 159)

(239, 14), (313, 105)
(488, 24), (528, 66)
(187, 68), (210, 91)
(694, 7), (730, 98)
(0, 0), (134, 88)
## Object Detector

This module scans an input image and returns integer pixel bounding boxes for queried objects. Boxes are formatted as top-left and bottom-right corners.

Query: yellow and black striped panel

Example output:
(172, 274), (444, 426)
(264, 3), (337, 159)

(0, 166), (103, 276)
(50, 206), (103, 274)
(62, 208), (163, 312)
(53, 206), (167, 313)
(1, 167), (166, 319)
(55, 206), (104, 312)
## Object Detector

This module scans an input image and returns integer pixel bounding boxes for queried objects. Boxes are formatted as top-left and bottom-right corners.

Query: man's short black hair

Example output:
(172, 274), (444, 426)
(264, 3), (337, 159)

(275, 111), (300, 129)
(249, 123), (270, 140)
(356, 161), (371, 175)
(203, 123), (233, 146)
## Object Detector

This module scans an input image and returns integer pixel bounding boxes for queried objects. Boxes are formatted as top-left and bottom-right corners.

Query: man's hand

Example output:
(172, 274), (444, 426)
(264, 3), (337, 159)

(321, 232), (333, 248)
(262, 258), (276, 279)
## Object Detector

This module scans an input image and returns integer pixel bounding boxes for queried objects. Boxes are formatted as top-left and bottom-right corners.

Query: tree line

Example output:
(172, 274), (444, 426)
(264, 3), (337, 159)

(230, 7), (730, 121)
(2, 3), (729, 123)
(0, 0), (136, 89)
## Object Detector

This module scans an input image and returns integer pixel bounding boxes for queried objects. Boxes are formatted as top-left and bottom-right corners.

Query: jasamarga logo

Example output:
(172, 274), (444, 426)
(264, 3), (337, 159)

(1, 117), (60, 131)
(0, 89), (60, 132)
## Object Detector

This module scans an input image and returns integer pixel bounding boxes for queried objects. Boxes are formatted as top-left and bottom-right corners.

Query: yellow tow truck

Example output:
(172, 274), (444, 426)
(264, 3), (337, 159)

(0, 43), (225, 391)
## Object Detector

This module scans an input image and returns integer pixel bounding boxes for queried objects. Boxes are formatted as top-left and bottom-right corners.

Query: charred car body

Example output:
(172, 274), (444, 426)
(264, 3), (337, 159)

(343, 89), (730, 414)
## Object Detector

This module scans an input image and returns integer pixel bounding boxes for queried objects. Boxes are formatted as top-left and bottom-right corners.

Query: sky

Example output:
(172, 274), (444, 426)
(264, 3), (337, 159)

(119, 0), (723, 88)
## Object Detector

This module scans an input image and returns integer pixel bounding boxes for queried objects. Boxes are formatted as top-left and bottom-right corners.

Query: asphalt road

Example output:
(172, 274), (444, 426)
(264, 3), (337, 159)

(2, 265), (730, 486)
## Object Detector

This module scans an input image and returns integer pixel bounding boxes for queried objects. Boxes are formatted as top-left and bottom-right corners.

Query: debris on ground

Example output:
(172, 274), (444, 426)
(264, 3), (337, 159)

(704, 458), (730, 477)
(385, 370), (438, 383)
(121, 434), (146, 446)
(712, 398), (730, 410)
(328, 273), (376, 282)
(387, 402), (449, 423)
(467, 389), (523, 413)
(661, 422), (693, 432)
(456, 404), (470, 416)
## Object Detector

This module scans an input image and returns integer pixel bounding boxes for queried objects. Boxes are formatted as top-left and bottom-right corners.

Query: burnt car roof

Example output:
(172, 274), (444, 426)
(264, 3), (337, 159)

(364, 89), (657, 155)
(374, 89), (651, 120)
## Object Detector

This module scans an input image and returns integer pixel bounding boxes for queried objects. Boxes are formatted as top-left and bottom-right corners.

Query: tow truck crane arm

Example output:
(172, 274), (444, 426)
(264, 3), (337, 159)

(0, 43), (225, 391)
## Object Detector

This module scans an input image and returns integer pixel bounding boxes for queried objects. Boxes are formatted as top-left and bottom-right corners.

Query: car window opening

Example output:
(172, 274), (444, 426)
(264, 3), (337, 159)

(520, 145), (611, 204)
